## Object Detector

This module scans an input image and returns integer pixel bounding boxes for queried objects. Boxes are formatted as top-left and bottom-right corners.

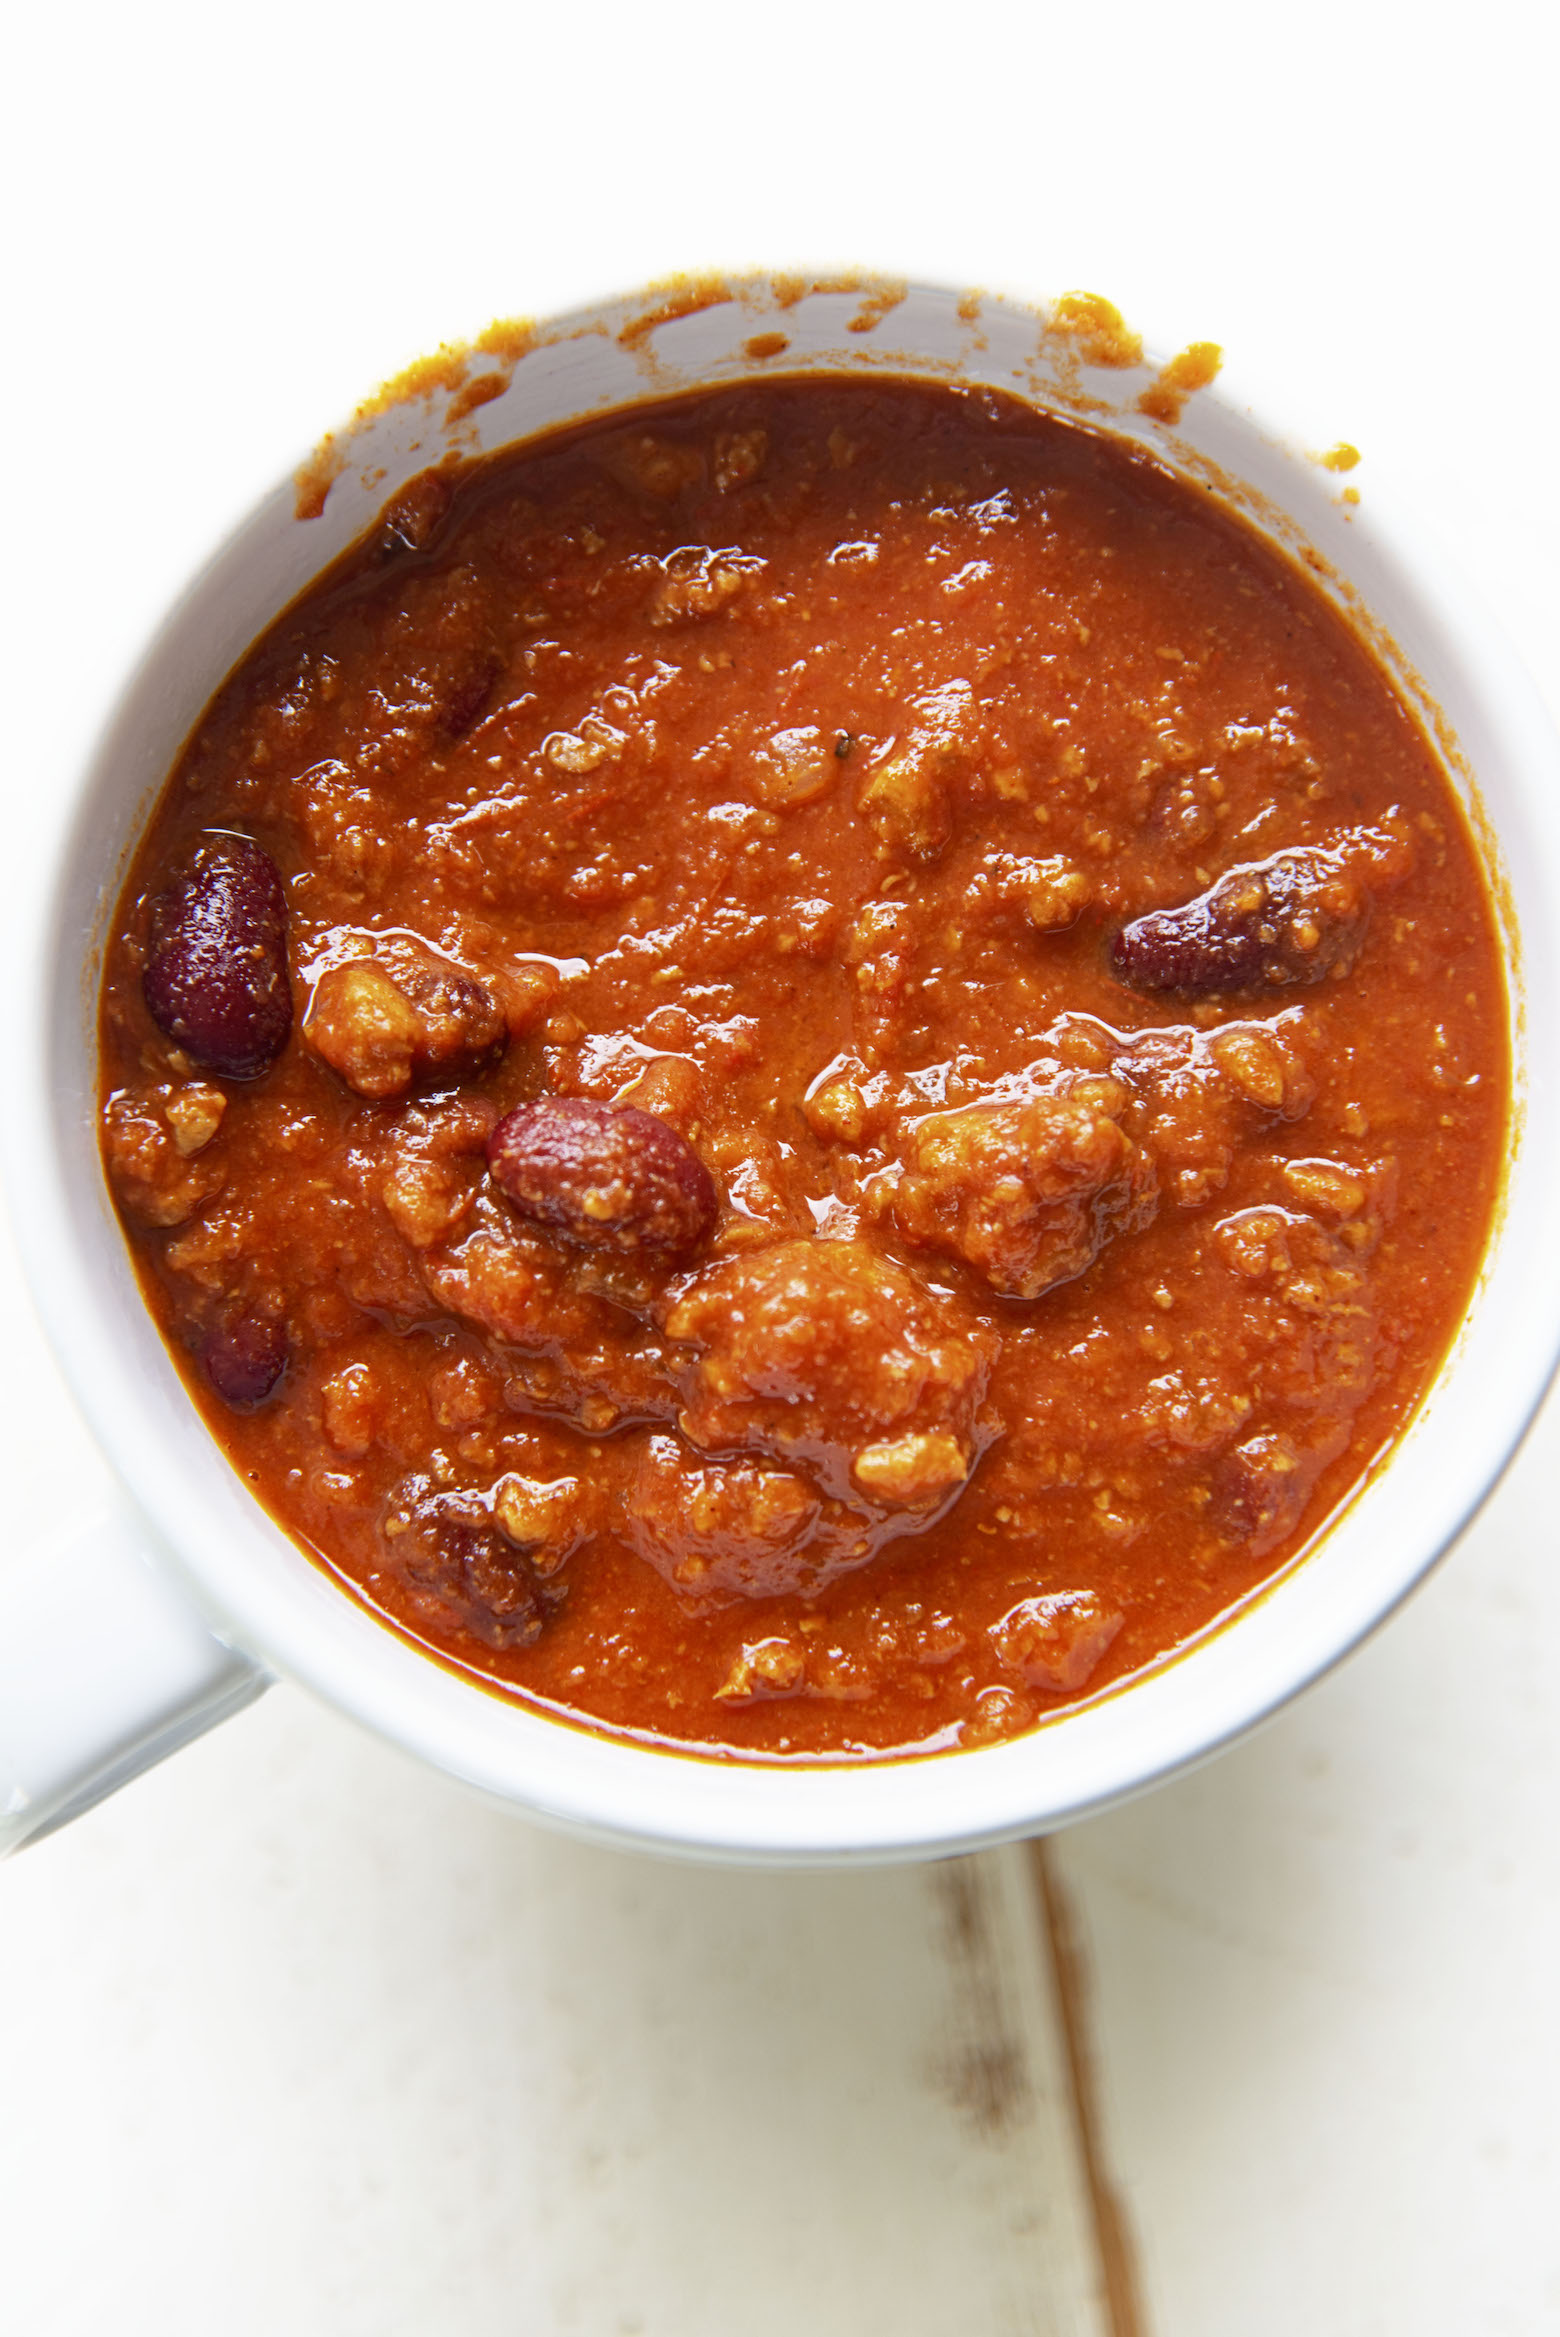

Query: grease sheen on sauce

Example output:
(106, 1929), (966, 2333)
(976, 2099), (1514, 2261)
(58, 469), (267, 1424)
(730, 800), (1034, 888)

(98, 379), (1507, 1760)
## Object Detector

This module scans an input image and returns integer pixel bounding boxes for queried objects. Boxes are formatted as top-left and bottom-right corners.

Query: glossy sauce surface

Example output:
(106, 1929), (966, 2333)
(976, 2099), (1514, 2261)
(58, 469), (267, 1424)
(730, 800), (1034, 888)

(99, 379), (1507, 1758)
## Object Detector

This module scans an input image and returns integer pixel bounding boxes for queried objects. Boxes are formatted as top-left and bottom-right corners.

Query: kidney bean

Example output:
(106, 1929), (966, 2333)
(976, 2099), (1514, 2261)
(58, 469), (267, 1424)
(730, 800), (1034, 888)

(437, 652), (503, 740)
(1111, 828), (1411, 996)
(487, 1097), (717, 1258)
(460, 1542), (547, 1650)
(399, 1491), (548, 1651)
(143, 835), (292, 1077)
(205, 1312), (288, 1409)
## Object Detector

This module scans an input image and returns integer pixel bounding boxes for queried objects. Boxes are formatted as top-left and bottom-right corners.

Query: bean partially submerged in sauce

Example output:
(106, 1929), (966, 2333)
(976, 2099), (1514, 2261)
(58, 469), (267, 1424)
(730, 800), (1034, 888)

(400, 1491), (549, 1651)
(487, 1097), (718, 1258)
(143, 834), (292, 1077)
(205, 1311), (288, 1409)
(1111, 826), (1413, 996)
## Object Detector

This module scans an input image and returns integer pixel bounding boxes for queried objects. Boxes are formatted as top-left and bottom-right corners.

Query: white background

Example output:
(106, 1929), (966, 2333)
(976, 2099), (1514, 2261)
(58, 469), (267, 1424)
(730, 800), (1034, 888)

(4, 4), (1560, 2330)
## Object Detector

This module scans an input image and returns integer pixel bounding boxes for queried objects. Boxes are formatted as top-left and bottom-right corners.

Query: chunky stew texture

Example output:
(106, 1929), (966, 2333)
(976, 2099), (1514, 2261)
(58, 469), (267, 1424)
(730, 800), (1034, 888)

(99, 378), (1507, 1758)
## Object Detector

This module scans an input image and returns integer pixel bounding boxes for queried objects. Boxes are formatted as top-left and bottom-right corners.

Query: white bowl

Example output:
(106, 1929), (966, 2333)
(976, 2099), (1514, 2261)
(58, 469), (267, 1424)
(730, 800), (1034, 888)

(12, 274), (1560, 1864)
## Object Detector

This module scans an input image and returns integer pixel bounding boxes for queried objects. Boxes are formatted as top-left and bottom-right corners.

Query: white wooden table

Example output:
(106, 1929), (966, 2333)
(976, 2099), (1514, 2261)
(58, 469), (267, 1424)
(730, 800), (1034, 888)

(6, 5), (1559, 2326)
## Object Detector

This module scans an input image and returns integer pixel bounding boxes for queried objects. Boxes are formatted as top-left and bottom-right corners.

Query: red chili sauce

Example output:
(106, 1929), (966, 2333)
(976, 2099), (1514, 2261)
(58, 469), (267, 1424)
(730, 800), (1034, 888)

(98, 378), (1508, 1759)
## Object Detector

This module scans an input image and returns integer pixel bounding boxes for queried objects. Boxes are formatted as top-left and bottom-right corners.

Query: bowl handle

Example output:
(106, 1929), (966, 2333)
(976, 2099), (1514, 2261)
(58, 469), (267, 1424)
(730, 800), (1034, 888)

(0, 1502), (269, 1854)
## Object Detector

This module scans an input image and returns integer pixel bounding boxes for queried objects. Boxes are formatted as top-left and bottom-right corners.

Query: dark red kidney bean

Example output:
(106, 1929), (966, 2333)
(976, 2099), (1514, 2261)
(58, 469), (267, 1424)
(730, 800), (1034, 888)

(461, 1538), (548, 1651)
(143, 835), (292, 1077)
(488, 1097), (718, 1258)
(1111, 827), (1411, 996)
(437, 653), (502, 740)
(205, 1313), (288, 1409)
(399, 1494), (547, 1651)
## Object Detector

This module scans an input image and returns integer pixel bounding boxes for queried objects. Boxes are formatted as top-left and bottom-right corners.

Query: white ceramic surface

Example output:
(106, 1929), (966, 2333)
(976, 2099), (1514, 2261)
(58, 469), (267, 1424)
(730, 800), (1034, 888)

(9, 275), (1560, 1864)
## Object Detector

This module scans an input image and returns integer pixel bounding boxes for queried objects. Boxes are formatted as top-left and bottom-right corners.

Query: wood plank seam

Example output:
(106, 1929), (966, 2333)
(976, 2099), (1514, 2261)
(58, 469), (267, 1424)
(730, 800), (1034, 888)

(1029, 1839), (1152, 2337)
